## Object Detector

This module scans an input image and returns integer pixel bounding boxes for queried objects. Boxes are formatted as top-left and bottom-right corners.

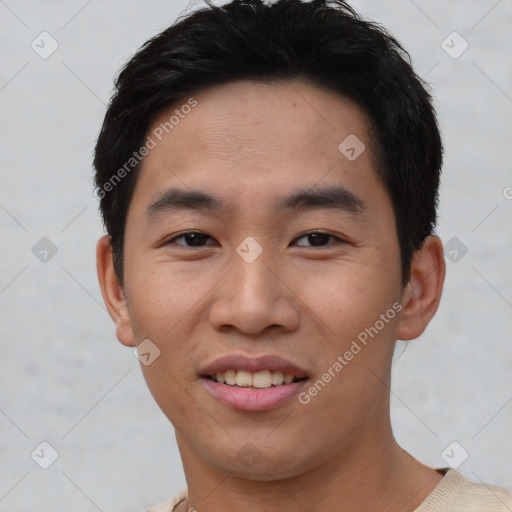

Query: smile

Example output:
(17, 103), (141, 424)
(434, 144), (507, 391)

(199, 354), (310, 411)
(206, 369), (306, 388)
(201, 376), (309, 411)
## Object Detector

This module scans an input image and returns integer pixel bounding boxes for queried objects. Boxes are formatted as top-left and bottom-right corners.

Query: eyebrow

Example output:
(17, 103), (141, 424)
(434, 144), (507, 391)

(145, 184), (366, 219)
(146, 189), (234, 218)
(275, 184), (366, 214)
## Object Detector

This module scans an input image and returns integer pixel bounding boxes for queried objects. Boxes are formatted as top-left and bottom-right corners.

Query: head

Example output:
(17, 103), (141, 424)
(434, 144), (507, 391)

(95, 0), (445, 481)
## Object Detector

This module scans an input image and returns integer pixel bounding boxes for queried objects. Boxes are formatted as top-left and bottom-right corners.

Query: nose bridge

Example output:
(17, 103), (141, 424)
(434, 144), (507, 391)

(232, 240), (277, 306)
(209, 237), (299, 335)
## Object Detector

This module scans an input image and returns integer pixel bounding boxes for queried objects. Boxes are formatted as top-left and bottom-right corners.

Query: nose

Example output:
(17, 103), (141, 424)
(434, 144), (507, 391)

(209, 248), (300, 336)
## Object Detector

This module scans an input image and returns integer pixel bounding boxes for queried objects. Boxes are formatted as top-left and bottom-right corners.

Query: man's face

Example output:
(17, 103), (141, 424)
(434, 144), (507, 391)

(119, 79), (406, 478)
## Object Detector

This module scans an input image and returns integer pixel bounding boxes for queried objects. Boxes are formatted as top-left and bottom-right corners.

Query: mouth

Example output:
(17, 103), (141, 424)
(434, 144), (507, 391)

(202, 370), (307, 388)
(199, 354), (310, 411)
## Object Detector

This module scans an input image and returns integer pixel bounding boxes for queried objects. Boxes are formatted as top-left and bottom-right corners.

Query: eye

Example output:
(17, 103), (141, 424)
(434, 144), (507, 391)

(293, 231), (344, 247)
(165, 231), (216, 247)
(164, 230), (344, 248)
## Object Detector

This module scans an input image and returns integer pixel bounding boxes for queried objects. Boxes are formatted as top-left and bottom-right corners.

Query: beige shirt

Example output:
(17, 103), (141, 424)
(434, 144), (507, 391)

(146, 468), (512, 512)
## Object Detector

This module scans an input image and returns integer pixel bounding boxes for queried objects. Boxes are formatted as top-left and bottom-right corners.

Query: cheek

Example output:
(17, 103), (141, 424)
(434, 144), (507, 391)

(124, 264), (210, 427)
(293, 266), (398, 439)
(300, 255), (399, 341)
(124, 259), (215, 403)
(297, 252), (401, 408)
(125, 258), (208, 337)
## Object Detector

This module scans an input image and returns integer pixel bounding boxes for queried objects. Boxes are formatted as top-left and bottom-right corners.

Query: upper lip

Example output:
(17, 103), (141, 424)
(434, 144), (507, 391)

(199, 354), (309, 379)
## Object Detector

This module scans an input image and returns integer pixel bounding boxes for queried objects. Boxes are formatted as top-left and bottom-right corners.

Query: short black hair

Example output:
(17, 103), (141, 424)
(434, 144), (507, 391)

(93, 0), (443, 285)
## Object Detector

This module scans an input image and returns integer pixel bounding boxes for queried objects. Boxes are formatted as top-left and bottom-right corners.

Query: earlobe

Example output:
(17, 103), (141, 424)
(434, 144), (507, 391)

(96, 235), (136, 347)
(395, 235), (446, 341)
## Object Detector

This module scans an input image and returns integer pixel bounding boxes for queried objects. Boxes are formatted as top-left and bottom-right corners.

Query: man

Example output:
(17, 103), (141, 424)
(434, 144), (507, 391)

(94, 1), (512, 510)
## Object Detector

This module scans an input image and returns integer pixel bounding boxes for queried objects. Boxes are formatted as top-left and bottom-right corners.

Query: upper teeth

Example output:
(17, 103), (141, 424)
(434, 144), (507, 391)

(213, 369), (296, 388)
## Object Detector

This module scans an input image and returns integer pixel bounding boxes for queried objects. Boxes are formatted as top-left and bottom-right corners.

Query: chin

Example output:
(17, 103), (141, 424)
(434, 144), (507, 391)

(204, 439), (313, 481)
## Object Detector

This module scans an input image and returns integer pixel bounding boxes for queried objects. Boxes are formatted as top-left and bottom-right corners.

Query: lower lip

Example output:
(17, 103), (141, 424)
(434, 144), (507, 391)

(201, 377), (309, 411)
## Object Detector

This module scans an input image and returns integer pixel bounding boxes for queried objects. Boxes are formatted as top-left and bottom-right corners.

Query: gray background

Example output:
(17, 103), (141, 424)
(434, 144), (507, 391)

(0, 0), (511, 510)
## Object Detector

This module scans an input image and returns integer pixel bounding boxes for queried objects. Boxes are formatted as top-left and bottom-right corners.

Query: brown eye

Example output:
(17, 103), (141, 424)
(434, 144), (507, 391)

(167, 232), (215, 247)
(294, 232), (342, 247)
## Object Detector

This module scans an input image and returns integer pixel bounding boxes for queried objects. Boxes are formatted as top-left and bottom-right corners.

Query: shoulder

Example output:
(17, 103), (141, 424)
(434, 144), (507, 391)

(415, 469), (512, 511)
(144, 489), (188, 512)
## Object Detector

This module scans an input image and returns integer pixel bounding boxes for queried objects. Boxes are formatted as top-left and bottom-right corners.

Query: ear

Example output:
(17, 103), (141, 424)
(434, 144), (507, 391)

(96, 235), (135, 347)
(395, 235), (446, 341)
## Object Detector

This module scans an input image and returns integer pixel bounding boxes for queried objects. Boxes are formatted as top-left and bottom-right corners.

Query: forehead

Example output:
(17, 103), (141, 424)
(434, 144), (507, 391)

(131, 79), (386, 215)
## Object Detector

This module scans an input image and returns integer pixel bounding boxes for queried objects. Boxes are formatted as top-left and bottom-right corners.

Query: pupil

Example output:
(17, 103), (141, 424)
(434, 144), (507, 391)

(308, 233), (329, 246)
(186, 233), (207, 246)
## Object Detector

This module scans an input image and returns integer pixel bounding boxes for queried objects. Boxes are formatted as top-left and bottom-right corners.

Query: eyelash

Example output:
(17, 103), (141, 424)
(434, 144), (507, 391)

(164, 231), (346, 248)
